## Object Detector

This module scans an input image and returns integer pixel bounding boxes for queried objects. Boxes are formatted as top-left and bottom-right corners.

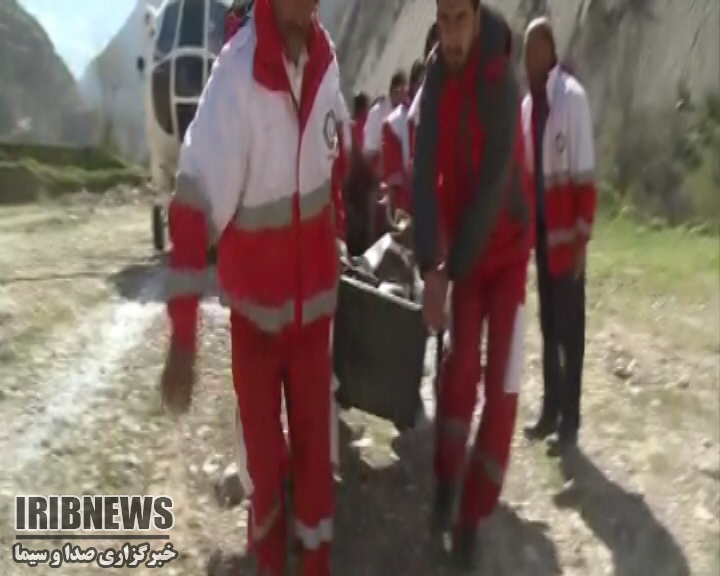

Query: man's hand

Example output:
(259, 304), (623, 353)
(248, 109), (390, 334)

(573, 244), (586, 279)
(336, 238), (348, 260)
(160, 339), (196, 416)
(423, 266), (448, 331)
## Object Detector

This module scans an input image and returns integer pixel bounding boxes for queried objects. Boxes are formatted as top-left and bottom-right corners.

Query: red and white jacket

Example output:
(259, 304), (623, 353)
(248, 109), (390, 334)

(166, 0), (348, 347)
(381, 102), (412, 214)
(521, 65), (596, 276)
(362, 96), (392, 178)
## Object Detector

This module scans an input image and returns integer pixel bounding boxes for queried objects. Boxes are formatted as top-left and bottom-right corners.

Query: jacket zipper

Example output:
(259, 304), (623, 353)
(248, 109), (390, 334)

(288, 85), (302, 332)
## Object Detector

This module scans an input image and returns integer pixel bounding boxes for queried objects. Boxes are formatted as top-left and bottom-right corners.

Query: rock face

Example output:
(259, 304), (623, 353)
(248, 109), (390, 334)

(0, 0), (89, 144)
(336, 0), (719, 120)
(333, 0), (719, 222)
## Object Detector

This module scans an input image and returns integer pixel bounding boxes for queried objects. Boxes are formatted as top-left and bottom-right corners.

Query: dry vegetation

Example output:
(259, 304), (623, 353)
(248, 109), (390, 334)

(0, 192), (717, 575)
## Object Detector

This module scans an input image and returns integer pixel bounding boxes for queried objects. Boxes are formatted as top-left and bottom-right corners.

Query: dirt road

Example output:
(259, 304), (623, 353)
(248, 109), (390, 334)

(0, 194), (718, 575)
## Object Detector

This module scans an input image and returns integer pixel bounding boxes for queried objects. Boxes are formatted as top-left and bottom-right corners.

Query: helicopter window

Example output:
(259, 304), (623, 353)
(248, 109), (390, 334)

(178, 0), (205, 47)
(175, 56), (205, 97)
(155, 0), (179, 57)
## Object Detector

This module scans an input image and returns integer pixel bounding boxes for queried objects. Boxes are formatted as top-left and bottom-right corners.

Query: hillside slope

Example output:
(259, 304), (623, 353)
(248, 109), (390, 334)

(0, 0), (92, 144)
(337, 0), (719, 115)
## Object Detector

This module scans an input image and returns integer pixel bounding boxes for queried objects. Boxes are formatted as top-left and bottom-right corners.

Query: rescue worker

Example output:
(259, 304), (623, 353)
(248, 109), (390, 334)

(521, 18), (596, 451)
(408, 22), (440, 159)
(411, 0), (533, 568)
(224, 0), (253, 41)
(351, 91), (370, 153)
(362, 70), (408, 177)
(159, 0), (348, 573)
(380, 59), (425, 215)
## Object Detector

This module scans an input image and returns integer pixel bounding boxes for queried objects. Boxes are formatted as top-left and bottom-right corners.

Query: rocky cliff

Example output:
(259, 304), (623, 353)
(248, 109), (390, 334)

(335, 0), (720, 222)
(0, 0), (91, 144)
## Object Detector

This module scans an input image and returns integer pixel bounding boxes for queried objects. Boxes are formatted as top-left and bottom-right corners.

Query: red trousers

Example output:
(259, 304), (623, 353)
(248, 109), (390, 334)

(231, 313), (333, 576)
(435, 261), (527, 528)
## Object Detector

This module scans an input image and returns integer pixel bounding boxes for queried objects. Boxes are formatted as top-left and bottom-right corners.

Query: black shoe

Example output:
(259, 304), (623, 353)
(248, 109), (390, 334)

(548, 426), (578, 457)
(430, 483), (454, 536)
(450, 527), (477, 572)
(523, 414), (558, 441)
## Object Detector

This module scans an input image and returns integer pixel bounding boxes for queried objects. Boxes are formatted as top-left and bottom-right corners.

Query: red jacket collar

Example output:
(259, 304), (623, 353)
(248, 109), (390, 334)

(253, 0), (329, 77)
(252, 0), (334, 132)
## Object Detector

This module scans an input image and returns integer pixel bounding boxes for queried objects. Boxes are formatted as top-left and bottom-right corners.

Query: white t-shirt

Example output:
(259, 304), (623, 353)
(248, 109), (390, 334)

(362, 97), (392, 155)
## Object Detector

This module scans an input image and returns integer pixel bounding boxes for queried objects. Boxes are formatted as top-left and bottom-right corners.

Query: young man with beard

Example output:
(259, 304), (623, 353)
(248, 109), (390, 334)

(159, 0), (348, 574)
(412, 0), (534, 569)
(362, 70), (408, 177)
(521, 17), (596, 452)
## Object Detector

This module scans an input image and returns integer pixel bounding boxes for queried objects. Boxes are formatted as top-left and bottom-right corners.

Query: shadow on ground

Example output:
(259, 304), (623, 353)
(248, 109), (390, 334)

(332, 421), (562, 576)
(106, 255), (170, 302)
(0, 255), (159, 286)
(209, 419), (561, 576)
(106, 256), (223, 304)
(556, 448), (691, 576)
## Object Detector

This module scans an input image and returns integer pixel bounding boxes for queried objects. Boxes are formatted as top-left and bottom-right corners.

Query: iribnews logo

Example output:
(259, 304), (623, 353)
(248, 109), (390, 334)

(15, 495), (174, 537)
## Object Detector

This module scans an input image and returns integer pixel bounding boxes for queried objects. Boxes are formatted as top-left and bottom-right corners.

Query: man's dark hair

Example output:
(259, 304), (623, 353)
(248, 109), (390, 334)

(389, 70), (408, 92)
(423, 22), (439, 58)
(436, 0), (480, 8)
(353, 92), (369, 118)
(409, 59), (425, 87)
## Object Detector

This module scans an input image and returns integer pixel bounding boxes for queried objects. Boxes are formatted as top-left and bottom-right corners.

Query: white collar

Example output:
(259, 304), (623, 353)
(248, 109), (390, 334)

(545, 64), (561, 107)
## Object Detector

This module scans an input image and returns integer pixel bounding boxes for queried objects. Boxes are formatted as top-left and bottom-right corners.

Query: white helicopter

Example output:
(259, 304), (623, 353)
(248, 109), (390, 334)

(136, 0), (252, 251)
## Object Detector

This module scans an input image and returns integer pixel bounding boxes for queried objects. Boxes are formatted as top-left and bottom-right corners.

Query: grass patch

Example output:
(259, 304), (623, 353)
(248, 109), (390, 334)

(0, 144), (148, 205)
(591, 213), (719, 302)
(0, 143), (130, 170)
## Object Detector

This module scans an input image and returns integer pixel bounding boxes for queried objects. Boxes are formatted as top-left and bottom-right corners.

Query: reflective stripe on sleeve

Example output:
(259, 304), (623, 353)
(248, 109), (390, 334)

(164, 267), (215, 300)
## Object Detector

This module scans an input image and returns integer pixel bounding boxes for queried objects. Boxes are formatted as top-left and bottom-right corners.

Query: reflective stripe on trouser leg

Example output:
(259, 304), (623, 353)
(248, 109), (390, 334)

(435, 283), (484, 486)
(459, 302), (524, 527)
(235, 407), (254, 496)
(230, 313), (287, 575)
(285, 320), (334, 576)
